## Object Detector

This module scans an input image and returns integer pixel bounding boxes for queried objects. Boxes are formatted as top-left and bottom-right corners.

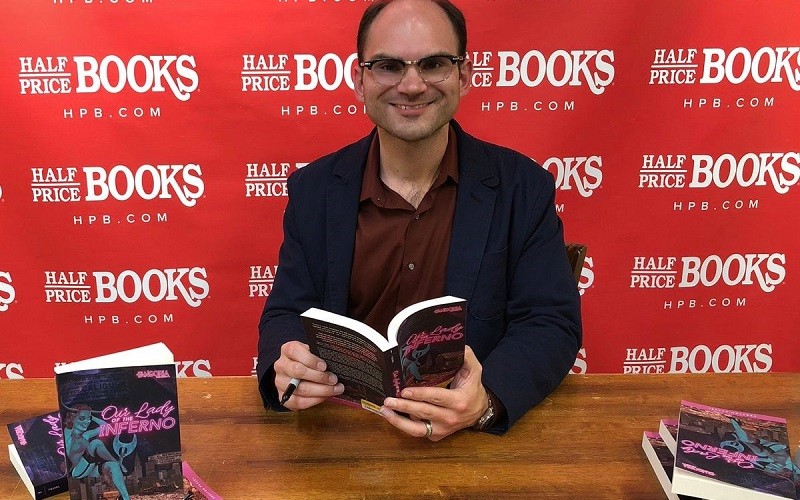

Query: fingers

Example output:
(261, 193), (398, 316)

(463, 345), (478, 365)
(280, 392), (332, 411)
(449, 345), (482, 390)
(381, 393), (476, 441)
(384, 390), (460, 423)
(275, 341), (337, 384)
(276, 376), (344, 411)
(274, 341), (343, 410)
(381, 394), (461, 442)
(276, 341), (329, 380)
(379, 347), (487, 440)
(380, 407), (441, 441)
(399, 386), (457, 410)
(276, 372), (342, 395)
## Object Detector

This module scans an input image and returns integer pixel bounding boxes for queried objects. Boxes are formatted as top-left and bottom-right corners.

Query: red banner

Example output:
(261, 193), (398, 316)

(1, 0), (798, 379)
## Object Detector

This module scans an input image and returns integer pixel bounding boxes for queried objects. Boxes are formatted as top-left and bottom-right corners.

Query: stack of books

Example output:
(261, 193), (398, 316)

(642, 400), (800, 500)
(6, 343), (220, 500)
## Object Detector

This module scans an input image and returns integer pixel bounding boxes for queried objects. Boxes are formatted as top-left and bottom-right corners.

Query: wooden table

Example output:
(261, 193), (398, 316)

(2, 374), (798, 499)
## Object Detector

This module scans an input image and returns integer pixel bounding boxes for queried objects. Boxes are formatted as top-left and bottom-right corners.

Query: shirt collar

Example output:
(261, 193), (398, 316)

(360, 125), (459, 204)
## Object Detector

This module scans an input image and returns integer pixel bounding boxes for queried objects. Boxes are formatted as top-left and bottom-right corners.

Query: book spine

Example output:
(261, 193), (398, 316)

(680, 400), (787, 423)
(35, 477), (69, 500)
(384, 349), (402, 398)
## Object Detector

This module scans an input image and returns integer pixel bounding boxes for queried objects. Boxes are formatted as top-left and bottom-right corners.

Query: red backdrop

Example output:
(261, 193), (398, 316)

(1, 0), (798, 379)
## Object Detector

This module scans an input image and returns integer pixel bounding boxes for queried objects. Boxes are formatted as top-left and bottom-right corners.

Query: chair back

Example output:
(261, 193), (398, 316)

(565, 243), (588, 284)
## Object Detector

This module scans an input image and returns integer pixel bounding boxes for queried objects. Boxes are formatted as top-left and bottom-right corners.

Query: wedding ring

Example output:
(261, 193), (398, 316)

(423, 419), (433, 438)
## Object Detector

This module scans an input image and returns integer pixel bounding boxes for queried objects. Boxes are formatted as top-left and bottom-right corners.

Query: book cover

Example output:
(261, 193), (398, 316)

(641, 431), (701, 500)
(55, 344), (183, 500)
(659, 418), (679, 455)
(302, 295), (466, 412)
(6, 411), (68, 499)
(182, 462), (222, 500)
(672, 400), (800, 500)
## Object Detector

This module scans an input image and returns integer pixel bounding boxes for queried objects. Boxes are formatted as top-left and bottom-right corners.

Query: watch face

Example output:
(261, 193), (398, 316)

(476, 407), (494, 430)
(474, 392), (495, 430)
(481, 395), (496, 428)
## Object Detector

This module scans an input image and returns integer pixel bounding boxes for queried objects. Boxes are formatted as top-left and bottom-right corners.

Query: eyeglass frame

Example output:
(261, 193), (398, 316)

(358, 54), (466, 85)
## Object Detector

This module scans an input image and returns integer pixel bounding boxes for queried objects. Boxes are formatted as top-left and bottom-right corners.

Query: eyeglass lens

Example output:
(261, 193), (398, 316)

(370, 56), (457, 85)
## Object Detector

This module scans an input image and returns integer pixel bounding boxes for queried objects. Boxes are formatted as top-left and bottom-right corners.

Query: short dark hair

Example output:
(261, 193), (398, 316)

(356, 0), (468, 60)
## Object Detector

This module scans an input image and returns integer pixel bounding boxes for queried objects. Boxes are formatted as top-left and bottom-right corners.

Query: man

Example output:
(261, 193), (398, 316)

(257, 0), (581, 440)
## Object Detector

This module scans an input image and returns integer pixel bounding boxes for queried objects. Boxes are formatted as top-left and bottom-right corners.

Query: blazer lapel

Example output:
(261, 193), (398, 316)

(324, 133), (373, 314)
(446, 124), (498, 300)
(323, 124), (496, 310)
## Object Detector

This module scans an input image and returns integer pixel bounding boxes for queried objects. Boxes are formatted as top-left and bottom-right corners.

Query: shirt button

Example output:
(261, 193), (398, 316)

(407, 262), (415, 271)
(414, 214), (420, 220)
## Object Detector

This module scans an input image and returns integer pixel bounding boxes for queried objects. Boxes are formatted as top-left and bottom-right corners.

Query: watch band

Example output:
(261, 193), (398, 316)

(473, 391), (496, 431)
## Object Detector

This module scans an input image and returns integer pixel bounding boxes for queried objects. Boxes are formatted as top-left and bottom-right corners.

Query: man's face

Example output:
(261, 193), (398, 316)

(353, 0), (472, 143)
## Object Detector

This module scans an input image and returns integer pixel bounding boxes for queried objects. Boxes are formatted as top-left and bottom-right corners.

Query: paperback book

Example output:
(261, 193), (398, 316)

(54, 343), (183, 500)
(181, 462), (222, 500)
(672, 400), (800, 500)
(302, 296), (466, 412)
(6, 411), (68, 499)
(659, 418), (679, 455)
(641, 431), (701, 500)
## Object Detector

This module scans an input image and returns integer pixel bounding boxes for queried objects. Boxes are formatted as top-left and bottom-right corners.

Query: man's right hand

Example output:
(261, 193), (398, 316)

(273, 341), (344, 410)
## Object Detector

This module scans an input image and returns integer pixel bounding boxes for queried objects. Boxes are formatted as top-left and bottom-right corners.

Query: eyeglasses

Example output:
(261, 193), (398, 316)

(359, 55), (465, 86)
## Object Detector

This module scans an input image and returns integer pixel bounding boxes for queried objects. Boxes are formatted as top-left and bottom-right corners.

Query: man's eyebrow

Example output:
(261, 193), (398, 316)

(363, 53), (398, 61)
(363, 52), (457, 61)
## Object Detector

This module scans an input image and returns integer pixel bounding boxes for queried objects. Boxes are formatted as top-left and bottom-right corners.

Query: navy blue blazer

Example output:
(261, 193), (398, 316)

(257, 120), (581, 433)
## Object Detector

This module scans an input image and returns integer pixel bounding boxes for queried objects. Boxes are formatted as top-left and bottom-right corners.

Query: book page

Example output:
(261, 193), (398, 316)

(302, 316), (393, 408)
(53, 342), (174, 374)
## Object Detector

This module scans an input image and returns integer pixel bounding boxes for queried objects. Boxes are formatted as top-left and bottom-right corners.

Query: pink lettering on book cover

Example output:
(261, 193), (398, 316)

(396, 301), (466, 389)
(6, 411), (68, 499)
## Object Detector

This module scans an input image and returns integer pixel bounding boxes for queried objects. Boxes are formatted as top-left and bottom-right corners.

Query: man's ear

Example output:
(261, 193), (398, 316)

(459, 55), (473, 97)
(353, 65), (365, 102)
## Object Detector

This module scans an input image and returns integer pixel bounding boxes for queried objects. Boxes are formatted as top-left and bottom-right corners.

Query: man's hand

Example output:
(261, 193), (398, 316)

(379, 346), (488, 441)
(273, 341), (344, 410)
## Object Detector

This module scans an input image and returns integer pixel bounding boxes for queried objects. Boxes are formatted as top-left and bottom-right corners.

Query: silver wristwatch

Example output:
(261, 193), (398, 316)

(473, 392), (495, 431)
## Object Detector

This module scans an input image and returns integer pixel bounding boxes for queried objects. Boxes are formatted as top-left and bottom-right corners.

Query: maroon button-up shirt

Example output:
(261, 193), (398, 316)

(347, 127), (459, 336)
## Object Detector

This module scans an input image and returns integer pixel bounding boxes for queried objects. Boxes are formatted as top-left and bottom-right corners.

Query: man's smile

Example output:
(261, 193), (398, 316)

(392, 102), (432, 110)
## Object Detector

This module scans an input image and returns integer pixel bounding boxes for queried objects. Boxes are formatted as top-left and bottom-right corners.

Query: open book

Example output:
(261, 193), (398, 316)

(301, 296), (466, 413)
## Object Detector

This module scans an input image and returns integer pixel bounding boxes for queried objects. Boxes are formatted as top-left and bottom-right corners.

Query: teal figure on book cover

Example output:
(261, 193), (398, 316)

(720, 419), (800, 478)
(63, 404), (135, 500)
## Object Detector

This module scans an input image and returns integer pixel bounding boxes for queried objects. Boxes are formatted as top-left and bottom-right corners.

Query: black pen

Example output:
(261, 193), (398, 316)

(280, 378), (301, 406)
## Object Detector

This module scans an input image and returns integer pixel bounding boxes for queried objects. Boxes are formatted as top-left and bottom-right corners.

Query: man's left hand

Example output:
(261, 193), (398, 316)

(380, 346), (488, 441)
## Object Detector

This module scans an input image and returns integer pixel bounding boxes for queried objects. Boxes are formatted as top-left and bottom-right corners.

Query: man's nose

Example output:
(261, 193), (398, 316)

(396, 64), (427, 93)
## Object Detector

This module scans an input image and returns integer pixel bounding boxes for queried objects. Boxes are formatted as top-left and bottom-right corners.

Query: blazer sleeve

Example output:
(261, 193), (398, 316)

(480, 167), (582, 433)
(256, 171), (323, 410)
